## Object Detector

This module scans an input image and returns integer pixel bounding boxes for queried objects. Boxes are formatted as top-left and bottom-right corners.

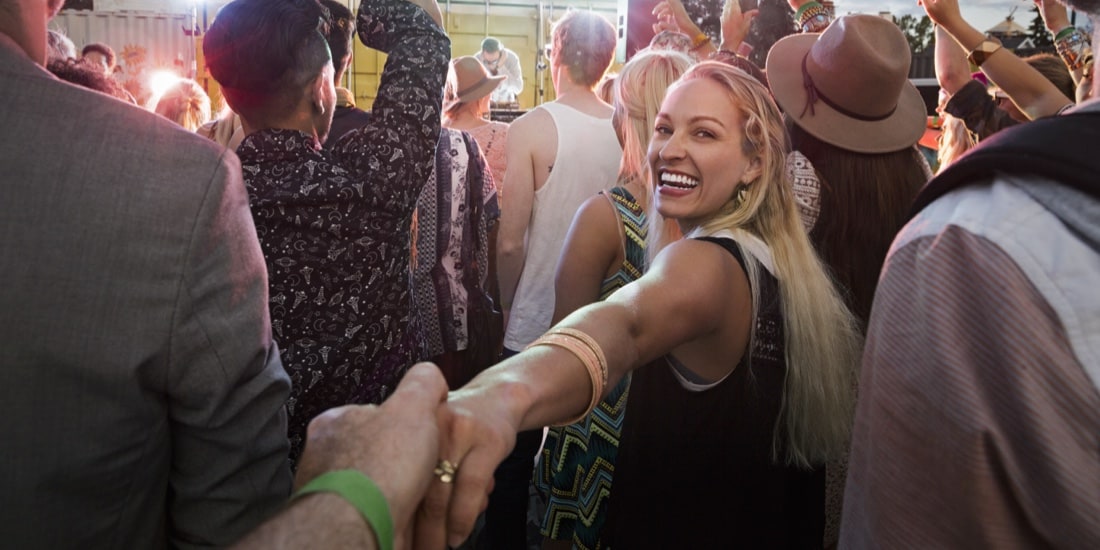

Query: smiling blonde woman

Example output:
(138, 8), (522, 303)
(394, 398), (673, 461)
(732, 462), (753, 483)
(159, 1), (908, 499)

(423, 62), (863, 549)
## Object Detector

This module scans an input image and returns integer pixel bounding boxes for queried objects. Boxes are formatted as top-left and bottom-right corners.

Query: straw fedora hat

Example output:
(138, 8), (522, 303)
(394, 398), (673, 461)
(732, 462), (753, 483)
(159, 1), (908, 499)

(766, 14), (925, 153)
(447, 55), (506, 105)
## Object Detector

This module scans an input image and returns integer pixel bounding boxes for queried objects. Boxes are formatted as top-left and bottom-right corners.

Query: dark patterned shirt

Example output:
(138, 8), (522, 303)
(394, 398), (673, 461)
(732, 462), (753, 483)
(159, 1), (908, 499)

(236, 0), (450, 466)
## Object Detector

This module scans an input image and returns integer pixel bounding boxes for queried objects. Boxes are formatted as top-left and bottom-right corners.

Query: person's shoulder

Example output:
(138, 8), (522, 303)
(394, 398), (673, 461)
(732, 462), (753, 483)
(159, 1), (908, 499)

(118, 104), (231, 170)
(508, 107), (552, 135)
(19, 63), (230, 171)
(574, 191), (621, 230)
(656, 237), (739, 272)
(73, 88), (238, 204)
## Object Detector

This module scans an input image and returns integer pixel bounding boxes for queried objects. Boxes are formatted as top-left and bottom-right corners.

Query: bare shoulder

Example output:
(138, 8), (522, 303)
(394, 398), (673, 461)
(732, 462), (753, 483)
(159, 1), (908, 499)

(508, 107), (552, 138)
(648, 238), (748, 296)
(505, 107), (556, 182)
(573, 192), (620, 239)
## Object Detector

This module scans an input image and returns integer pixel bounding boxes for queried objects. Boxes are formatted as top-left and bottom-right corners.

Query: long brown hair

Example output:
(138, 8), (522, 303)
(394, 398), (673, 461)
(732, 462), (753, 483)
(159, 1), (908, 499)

(790, 123), (928, 328)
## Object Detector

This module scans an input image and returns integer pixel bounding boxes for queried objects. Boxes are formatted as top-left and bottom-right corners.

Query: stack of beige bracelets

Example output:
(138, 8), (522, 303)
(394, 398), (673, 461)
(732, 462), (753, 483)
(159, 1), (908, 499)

(525, 327), (609, 426)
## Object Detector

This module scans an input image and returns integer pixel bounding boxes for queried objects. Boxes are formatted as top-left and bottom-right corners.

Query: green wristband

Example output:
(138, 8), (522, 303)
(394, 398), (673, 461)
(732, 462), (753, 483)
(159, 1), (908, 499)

(794, 1), (823, 21)
(292, 470), (394, 550)
(1054, 26), (1077, 41)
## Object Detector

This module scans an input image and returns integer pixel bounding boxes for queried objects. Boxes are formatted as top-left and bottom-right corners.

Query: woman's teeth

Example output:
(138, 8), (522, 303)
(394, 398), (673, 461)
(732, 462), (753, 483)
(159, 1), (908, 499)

(660, 172), (699, 189)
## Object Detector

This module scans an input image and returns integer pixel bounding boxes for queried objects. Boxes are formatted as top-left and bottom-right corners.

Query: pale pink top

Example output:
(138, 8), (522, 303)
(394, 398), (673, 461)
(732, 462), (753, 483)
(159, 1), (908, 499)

(463, 121), (509, 191)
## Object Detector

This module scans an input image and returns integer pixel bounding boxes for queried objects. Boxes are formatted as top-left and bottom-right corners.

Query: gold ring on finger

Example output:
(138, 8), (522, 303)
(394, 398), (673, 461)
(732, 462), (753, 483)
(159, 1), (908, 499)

(433, 459), (458, 483)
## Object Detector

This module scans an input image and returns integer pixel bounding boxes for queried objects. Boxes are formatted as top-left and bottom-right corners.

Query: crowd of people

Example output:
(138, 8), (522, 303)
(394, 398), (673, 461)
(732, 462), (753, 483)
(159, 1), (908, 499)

(2, 0), (1097, 548)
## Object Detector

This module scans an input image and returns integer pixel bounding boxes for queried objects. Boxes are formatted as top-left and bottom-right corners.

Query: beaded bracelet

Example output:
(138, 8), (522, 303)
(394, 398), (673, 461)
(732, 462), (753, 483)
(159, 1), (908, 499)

(293, 470), (394, 550)
(1055, 28), (1093, 71)
(793, 1), (822, 20)
(690, 31), (712, 51)
(795, 1), (831, 33)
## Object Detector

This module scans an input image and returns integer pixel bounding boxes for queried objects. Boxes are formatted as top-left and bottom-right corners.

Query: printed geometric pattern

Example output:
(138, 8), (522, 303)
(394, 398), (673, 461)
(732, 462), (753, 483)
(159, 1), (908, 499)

(534, 186), (647, 549)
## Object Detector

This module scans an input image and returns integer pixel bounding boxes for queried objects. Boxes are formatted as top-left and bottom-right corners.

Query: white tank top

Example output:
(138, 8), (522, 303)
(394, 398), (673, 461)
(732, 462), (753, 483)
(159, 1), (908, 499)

(504, 102), (622, 349)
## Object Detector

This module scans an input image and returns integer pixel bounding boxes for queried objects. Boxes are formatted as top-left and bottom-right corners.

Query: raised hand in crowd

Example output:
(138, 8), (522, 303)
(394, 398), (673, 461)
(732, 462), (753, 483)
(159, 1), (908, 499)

(651, 0), (696, 36)
(651, 1), (681, 34)
(934, 23), (972, 96)
(1035, 0), (1072, 34)
(719, 0), (759, 53)
(920, 0), (1075, 119)
(1034, 0), (1093, 99)
(651, 0), (759, 58)
(233, 364), (449, 550)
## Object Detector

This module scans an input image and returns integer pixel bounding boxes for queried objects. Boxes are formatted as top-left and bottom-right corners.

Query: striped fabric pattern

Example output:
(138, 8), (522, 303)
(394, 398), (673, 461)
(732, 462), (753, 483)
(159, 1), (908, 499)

(536, 186), (647, 550)
(842, 225), (1100, 547)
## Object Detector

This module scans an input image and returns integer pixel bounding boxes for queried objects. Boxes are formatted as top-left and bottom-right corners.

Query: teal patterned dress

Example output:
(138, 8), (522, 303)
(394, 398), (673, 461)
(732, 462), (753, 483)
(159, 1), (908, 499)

(534, 186), (647, 549)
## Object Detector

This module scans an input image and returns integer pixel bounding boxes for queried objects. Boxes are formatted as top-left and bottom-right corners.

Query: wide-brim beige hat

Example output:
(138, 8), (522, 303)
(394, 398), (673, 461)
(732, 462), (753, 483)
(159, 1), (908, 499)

(766, 14), (925, 154)
(448, 55), (506, 105)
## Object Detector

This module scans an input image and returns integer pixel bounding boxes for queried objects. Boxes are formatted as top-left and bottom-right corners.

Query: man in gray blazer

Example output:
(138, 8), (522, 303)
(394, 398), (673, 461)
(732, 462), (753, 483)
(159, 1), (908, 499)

(0, 0), (293, 547)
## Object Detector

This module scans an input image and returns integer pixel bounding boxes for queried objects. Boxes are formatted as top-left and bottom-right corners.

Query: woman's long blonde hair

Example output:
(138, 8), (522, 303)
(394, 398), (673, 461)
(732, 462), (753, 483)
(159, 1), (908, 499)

(667, 62), (862, 467)
(936, 112), (975, 172)
(612, 49), (693, 252)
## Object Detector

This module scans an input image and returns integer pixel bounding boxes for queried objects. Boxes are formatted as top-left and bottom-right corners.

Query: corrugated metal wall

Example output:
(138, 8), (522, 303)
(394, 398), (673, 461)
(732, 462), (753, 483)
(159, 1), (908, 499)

(346, 1), (619, 111)
(51, 10), (198, 104)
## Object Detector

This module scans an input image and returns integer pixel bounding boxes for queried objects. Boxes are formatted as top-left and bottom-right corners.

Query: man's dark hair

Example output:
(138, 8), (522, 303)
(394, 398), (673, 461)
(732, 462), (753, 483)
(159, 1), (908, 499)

(481, 37), (501, 53)
(319, 0), (355, 78)
(81, 42), (116, 69)
(48, 58), (132, 103)
(203, 0), (332, 116)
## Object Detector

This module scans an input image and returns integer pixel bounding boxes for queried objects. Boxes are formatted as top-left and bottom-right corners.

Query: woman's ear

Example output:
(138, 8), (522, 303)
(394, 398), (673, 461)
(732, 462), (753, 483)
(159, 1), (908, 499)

(740, 155), (763, 185)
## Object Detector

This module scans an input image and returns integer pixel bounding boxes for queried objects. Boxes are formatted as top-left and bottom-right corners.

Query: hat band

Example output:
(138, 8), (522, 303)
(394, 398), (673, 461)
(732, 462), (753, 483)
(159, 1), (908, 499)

(455, 76), (494, 101)
(800, 54), (896, 122)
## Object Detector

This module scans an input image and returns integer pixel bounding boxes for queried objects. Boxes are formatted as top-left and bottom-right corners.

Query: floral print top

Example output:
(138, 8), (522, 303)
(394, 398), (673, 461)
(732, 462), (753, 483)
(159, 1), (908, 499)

(413, 128), (500, 358)
(235, 0), (450, 466)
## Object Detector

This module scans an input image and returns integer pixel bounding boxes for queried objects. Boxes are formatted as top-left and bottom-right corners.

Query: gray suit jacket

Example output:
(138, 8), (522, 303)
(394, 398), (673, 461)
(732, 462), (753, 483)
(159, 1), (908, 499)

(0, 37), (292, 548)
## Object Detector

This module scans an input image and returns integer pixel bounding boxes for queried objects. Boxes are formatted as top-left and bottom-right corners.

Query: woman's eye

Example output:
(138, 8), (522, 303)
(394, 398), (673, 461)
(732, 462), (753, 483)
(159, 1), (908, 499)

(695, 129), (715, 138)
(655, 125), (672, 135)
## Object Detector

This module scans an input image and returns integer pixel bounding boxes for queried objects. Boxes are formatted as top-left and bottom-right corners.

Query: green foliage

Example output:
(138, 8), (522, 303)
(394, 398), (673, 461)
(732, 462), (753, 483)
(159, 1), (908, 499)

(894, 13), (935, 53)
(1027, 6), (1054, 48)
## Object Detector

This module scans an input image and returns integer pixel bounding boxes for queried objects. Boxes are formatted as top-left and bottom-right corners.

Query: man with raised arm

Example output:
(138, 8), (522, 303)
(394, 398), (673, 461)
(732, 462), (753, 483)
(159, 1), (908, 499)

(203, 0), (450, 468)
